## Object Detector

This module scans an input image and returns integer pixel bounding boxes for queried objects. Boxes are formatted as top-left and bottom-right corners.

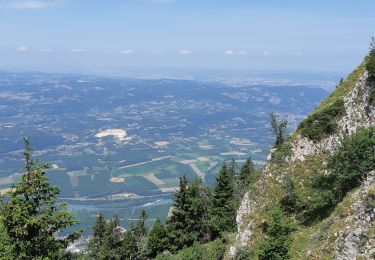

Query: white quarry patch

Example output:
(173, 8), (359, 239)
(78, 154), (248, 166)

(51, 164), (59, 169)
(95, 128), (129, 141)
(155, 141), (169, 146)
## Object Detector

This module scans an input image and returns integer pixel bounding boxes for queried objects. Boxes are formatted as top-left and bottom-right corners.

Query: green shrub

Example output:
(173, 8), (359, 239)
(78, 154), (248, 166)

(328, 127), (375, 199)
(297, 98), (346, 141)
(271, 142), (292, 164)
(279, 176), (305, 214)
(178, 242), (206, 260)
(304, 127), (375, 223)
(369, 87), (375, 106)
(367, 51), (375, 81)
(236, 246), (254, 259)
(259, 205), (297, 260)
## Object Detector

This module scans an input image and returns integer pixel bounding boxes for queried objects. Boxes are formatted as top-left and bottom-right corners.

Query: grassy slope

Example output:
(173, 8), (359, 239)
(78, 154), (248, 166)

(240, 59), (368, 258)
(292, 59), (367, 140)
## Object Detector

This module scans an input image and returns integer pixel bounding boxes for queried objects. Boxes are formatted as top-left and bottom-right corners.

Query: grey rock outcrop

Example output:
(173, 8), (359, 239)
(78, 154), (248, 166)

(334, 171), (375, 260)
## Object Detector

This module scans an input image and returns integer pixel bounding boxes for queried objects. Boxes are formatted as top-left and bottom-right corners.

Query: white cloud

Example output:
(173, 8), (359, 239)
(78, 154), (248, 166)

(150, 50), (163, 55)
(178, 50), (192, 55)
(262, 51), (271, 55)
(224, 50), (234, 55)
(238, 51), (248, 55)
(120, 49), (135, 55)
(70, 48), (86, 53)
(1, 0), (61, 9)
(40, 48), (53, 52)
(16, 46), (29, 52)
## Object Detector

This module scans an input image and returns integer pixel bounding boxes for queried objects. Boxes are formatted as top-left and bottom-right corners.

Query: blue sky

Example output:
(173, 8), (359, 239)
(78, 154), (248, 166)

(0, 0), (374, 73)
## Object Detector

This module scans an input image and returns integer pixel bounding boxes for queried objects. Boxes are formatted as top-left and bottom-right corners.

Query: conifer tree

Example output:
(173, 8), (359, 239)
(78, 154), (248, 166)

(0, 138), (81, 259)
(210, 163), (237, 237)
(239, 157), (256, 187)
(229, 158), (238, 176)
(185, 178), (210, 244)
(100, 214), (123, 259)
(135, 209), (148, 237)
(122, 230), (139, 259)
(88, 213), (106, 257)
(166, 175), (189, 251)
(147, 218), (167, 257)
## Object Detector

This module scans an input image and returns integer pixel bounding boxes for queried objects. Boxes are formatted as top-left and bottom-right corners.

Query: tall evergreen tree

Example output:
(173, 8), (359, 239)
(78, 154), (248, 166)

(122, 230), (139, 259)
(147, 218), (167, 257)
(166, 175), (189, 251)
(135, 209), (148, 237)
(229, 158), (238, 176)
(185, 178), (210, 244)
(87, 213), (106, 257)
(239, 157), (256, 187)
(99, 214), (123, 259)
(0, 138), (81, 259)
(133, 209), (150, 258)
(210, 163), (237, 237)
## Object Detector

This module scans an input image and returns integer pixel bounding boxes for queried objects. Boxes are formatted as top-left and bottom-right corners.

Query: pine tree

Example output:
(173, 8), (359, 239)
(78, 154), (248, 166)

(229, 158), (238, 176)
(88, 213), (106, 257)
(100, 214), (123, 259)
(135, 209), (148, 237)
(185, 178), (210, 244)
(0, 138), (81, 259)
(239, 157), (256, 187)
(122, 230), (139, 259)
(133, 209), (149, 258)
(147, 218), (167, 257)
(166, 175), (189, 251)
(209, 163), (237, 237)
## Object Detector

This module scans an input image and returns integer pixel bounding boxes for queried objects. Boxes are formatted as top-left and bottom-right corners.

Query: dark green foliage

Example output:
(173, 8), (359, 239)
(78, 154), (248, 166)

(158, 237), (227, 260)
(270, 113), (288, 147)
(298, 98), (346, 141)
(209, 163), (237, 238)
(98, 214), (124, 259)
(304, 127), (375, 223)
(122, 230), (139, 259)
(178, 242), (206, 260)
(0, 138), (81, 259)
(236, 247), (254, 260)
(87, 213), (106, 257)
(88, 212), (149, 259)
(259, 205), (296, 260)
(271, 142), (292, 164)
(367, 37), (375, 80)
(185, 178), (210, 243)
(135, 209), (148, 237)
(166, 176), (211, 251)
(279, 176), (304, 214)
(239, 157), (256, 187)
(147, 218), (167, 257)
(369, 87), (375, 106)
(229, 158), (238, 176)
(327, 127), (375, 199)
(166, 175), (190, 251)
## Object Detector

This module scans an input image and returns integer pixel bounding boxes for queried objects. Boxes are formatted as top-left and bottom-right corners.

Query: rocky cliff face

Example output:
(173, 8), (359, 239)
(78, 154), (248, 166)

(290, 70), (375, 162)
(230, 61), (375, 259)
